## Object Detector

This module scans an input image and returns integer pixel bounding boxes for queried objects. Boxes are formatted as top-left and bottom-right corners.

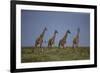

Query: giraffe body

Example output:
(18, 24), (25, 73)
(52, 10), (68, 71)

(59, 30), (71, 48)
(48, 30), (58, 47)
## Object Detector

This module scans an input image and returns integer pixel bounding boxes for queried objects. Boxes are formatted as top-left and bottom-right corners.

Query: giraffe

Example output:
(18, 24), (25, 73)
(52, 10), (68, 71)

(72, 28), (80, 48)
(58, 30), (71, 48)
(48, 30), (58, 47)
(35, 27), (47, 48)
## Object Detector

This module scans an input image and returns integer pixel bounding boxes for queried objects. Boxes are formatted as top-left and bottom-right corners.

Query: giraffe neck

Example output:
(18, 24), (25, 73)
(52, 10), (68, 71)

(76, 31), (80, 39)
(52, 33), (57, 40)
(40, 29), (46, 38)
(63, 32), (68, 40)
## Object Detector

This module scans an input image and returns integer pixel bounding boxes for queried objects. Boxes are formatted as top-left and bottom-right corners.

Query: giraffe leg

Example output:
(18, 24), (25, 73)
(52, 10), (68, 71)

(76, 41), (78, 48)
(35, 42), (39, 54)
(77, 41), (79, 48)
(48, 44), (50, 48)
(58, 42), (61, 48)
(76, 43), (77, 48)
(48, 42), (51, 48)
(50, 44), (52, 48)
(40, 43), (42, 48)
(62, 44), (64, 48)
(34, 41), (39, 53)
(33, 47), (35, 53)
(72, 43), (74, 48)
(66, 43), (67, 48)
(48, 44), (49, 48)
(74, 44), (76, 48)
(72, 43), (75, 48)
(35, 41), (37, 47)
(76, 43), (78, 48)
(40, 40), (44, 52)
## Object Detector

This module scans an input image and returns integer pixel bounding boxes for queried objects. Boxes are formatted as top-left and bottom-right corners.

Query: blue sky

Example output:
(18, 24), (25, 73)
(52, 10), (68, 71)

(21, 10), (90, 47)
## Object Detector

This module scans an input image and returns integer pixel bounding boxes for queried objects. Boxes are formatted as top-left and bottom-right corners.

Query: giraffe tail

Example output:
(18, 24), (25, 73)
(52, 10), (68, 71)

(58, 42), (60, 48)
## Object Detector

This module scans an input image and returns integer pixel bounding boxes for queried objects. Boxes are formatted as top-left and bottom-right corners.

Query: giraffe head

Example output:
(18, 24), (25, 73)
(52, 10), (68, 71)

(54, 30), (58, 34)
(77, 28), (80, 33)
(44, 27), (47, 31)
(67, 30), (71, 34)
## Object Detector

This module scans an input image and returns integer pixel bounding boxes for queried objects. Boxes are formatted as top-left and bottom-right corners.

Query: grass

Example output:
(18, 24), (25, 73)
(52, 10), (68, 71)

(21, 47), (90, 63)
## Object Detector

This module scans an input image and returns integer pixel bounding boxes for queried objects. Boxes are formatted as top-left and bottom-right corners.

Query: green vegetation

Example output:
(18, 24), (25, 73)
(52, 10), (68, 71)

(21, 47), (90, 63)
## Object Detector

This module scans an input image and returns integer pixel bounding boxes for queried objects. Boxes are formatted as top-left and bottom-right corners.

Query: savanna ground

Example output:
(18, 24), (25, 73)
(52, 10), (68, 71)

(21, 47), (90, 63)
